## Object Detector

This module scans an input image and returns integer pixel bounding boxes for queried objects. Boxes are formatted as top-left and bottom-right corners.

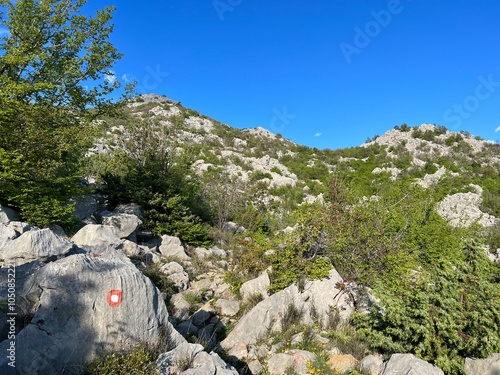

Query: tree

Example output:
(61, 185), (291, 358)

(0, 0), (122, 227)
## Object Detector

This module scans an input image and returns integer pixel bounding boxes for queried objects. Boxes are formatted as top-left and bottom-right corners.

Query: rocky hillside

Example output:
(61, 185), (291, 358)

(1, 93), (500, 375)
(90, 94), (499, 240)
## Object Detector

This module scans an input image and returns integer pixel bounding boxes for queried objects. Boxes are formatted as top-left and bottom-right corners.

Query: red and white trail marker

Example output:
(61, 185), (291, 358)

(107, 289), (122, 307)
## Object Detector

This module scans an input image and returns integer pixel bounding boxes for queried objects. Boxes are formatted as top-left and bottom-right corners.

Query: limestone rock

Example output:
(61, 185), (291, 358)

(1, 228), (73, 265)
(114, 203), (143, 218)
(7, 221), (32, 235)
(192, 246), (227, 259)
(222, 268), (355, 355)
(289, 349), (317, 374)
(71, 224), (121, 248)
(464, 353), (500, 375)
(0, 251), (180, 374)
(101, 212), (142, 238)
(300, 268), (354, 326)
(266, 353), (295, 375)
(329, 354), (358, 373)
(221, 285), (300, 352)
(156, 342), (238, 375)
(159, 235), (191, 261)
(73, 195), (100, 221)
(381, 354), (444, 375)
(0, 224), (17, 250)
(215, 299), (240, 317)
(160, 261), (190, 291)
(170, 293), (191, 321)
(0, 205), (20, 224)
(360, 354), (385, 375)
(240, 270), (270, 302)
(247, 360), (263, 375)
(437, 192), (497, 228)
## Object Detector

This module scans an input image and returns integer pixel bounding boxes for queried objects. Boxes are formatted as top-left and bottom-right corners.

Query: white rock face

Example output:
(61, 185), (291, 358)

(437, 192), (497, 227)
(72, 224), (121, 248)
(0, 250), (179, 374)
(0, 224), (17, 250)
(415, 166), (447, 188)
(221, 269), (355, 356)
(464, 353), (500, 375)
(381, 354), (444, 375)
(158, 235), (191, 261)
(240, 270), (271, 302)
(242, 126), (278, 140)
(101, 212), (142, 239)
(1, 228), (73, 265)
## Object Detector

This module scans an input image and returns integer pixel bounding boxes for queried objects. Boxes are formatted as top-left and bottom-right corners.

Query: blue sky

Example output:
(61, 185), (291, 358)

(8, 1), (500, 148)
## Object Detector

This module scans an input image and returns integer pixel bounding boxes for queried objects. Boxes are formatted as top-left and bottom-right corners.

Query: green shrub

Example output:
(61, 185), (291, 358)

(84, 344), (157, 375)
(354, 241), (500, 375)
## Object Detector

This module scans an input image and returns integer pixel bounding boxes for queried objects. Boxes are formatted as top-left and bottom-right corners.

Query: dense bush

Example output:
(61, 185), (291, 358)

(355, 241), (500, 375)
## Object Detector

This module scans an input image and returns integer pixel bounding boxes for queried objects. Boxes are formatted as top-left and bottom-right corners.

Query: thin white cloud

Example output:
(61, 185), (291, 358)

(495, 125), (500, 132)
(314, 132), (323, 137)
(104, 70), (117, 84)
(122, 73), (133, 82)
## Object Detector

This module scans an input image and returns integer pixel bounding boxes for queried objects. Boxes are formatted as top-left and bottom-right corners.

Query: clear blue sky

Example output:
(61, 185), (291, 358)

(84, 1), (500, 148)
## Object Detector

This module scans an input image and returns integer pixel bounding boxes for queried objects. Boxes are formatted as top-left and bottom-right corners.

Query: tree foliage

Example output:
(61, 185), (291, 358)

(0, 0), (122, 227)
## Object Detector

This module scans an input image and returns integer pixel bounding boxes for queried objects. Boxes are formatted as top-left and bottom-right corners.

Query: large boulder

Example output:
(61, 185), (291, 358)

(73, 195), (100, 222)
(0, 248), (181, 374)
(381, 354), (444, 375)
(465, 353), (500, 375)
(359, 354), (385, 375)
(221, 285), (301, 352)
(301, 268), (354, 326)
(0, 228), (73, 265)
(159, 235), (191, 261)
(101, 212), (142, 239)
(222, 268), (356, 357)
(71, 224), (121, 248)
(239, 270), (271, 302)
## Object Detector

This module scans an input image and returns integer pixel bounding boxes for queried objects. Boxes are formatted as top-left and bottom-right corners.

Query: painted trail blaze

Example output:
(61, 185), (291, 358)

(107, 289), (122, 307)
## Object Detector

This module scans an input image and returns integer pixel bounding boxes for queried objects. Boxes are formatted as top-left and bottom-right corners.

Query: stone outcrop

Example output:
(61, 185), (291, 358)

(0, 228), (73, 265)
(71, 224), (121, 248)
(221, 269), (355, 356)
(437, 191), (497, 228)
(156, 342), (238, 374)
(464, 353), (500, 375)
(159, 235), (191, 261)
(101, 211), (142, 239)
(381, 354), (444, 375)
(0, 246), (181, 374)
